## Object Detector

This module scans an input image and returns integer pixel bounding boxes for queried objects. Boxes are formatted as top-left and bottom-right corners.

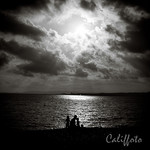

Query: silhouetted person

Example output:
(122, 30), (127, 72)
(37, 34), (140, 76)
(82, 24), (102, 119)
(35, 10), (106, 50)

(77, 118), (80, 127)
(70, 115), (77, 128)
(66, 116), (70, 128)
(81, 124), (84, 128)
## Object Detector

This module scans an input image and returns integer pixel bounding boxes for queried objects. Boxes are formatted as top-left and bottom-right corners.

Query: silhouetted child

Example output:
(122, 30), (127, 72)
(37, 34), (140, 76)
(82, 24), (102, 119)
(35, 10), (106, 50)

(77, 118), (80, 127)
(66, 116), (70, 128)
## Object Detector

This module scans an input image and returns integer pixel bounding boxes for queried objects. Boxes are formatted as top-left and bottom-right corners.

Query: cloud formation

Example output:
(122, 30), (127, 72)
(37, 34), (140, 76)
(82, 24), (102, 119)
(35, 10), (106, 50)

(103, 0), (150, 54)
(0, 52), (9, 68)
(76, 51), (98, 72)
(0, 0), (50, 12)
(121, 19), (150, 53)
(120, 52), (150, 77)
(0, 0), (150, 93)
(0, 12), (46, 41)
(54, 0), (67, 10)
(0, 39), (66, 76)
(102, 0), (150, 13)
(75, 68), (88, 77)
(80, 0), (96, 11)
(105, 24), (123, 38)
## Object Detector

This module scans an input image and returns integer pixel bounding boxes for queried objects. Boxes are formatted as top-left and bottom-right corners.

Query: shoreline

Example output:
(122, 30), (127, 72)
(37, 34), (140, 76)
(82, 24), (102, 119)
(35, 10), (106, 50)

(1, 127), (147, 149)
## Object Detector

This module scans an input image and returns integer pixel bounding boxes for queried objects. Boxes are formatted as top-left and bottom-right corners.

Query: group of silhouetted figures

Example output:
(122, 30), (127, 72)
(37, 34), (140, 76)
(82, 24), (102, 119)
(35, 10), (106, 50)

(66, 115), (84, 129)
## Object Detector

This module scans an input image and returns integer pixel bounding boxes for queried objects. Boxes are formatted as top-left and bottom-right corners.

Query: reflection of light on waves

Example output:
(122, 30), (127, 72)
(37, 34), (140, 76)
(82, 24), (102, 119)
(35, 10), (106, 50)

(62, 95), (93, 101)
(61, 95), (97, 127)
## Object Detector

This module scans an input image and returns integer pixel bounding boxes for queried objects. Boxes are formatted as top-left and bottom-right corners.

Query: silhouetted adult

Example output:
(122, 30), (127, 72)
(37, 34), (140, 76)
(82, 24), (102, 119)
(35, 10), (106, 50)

(70, 115), (77, 128)
(66, 116), (70, 128)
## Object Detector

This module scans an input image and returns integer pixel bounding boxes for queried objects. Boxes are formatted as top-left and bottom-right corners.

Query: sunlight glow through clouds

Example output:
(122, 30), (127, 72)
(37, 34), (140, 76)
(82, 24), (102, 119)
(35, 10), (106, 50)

(0, 0), (150, 93)
(49, 13), (93, 36)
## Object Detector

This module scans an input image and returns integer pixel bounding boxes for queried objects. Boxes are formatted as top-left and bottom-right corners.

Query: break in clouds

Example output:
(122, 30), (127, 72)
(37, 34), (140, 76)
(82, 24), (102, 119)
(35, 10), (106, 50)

(0, 0), (150, 93)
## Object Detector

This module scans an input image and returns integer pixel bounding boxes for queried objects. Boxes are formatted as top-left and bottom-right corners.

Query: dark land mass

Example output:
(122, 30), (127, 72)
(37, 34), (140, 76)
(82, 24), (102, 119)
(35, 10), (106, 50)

(0, 127), (148, 150)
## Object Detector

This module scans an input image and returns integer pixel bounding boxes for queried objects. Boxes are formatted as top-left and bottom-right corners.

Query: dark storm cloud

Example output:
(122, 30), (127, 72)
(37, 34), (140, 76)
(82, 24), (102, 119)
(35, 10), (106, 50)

(0, 52), (9, 68)
(102, 0), (150, 13)
(0, 0), (68, 13)
(0, 0), (50, 12)
(18, 55), (66, 76)
(13, 69), (34, 77)
(107, 39), (120, 51)
(0, 39), (66, 75)
(121, 53), (150, 77)
(103, 0), (150, 54)
(0, 38), (42, 61)
(98, 68), (112, 79)
(0, 0), (67, 41)
(102, 0), (150, 26)
(0, 12), (46, 41)
(83, 62), (97, 72)
(75, 68), (88, 77)
(121, 19), (150, 53)
(105, 24), (123, 37)
(77, 56), (97, 72)
(108, 18), (150, 53)
(118, 8), (147, 24)
(54, 0), (67, 10)
(80, 0), (96, 11)
(102, 0), (150, 54)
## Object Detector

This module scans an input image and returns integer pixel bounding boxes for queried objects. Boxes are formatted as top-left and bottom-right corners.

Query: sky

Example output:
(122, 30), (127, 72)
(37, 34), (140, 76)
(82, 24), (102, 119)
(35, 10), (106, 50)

(0, 0), (150, 93)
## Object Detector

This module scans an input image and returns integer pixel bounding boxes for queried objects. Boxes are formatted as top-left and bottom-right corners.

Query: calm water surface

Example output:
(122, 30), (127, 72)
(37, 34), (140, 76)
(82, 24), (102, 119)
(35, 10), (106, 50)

(0, 94), (146, 130)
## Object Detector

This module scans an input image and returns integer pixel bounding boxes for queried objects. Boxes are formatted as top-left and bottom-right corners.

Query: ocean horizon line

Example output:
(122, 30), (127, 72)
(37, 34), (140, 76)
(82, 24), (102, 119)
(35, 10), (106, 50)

(0, 92), (150, 96)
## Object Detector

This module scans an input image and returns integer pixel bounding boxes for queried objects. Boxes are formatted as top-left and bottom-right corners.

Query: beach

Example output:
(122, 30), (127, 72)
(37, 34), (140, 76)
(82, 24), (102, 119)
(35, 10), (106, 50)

(0, 127), (146, 149)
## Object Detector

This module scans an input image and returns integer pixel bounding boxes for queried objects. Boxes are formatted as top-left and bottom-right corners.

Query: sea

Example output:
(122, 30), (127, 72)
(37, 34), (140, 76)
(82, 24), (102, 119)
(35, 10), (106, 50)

(0, 94), (148, 130)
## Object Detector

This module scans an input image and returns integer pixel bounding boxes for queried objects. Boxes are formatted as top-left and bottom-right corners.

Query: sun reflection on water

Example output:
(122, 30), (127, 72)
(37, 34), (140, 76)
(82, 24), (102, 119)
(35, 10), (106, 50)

(59, 95), (99, 128)
(61, 95), (95, 101)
